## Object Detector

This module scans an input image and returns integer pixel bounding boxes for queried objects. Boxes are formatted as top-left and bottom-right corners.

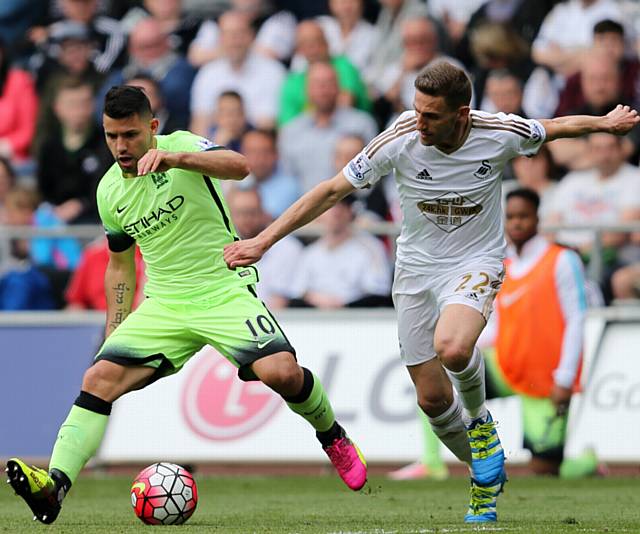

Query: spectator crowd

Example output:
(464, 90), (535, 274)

(1, 0), (640, 310)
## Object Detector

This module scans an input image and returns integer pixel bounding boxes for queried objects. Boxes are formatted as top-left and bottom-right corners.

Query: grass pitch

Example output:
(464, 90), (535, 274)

(1, 474), (639, 533)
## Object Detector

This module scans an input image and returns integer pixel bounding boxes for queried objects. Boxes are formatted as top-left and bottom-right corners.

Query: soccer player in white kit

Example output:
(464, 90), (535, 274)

(224, 61), (640, 523)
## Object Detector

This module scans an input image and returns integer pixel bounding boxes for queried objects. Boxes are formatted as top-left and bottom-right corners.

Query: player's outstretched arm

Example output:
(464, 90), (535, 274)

(137, 148), (249, 180)
(540, 104), (640, 142)
(224, 172), (356, 268)
(104, 244), (137, 338)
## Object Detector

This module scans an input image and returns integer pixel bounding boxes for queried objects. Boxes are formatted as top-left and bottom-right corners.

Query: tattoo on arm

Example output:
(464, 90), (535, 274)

(108, 282), (132, 334)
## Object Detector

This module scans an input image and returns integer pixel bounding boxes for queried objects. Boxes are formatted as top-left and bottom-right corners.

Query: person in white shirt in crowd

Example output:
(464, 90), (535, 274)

(532, 0), (623, 78)
(187, 0), (296, 66)
(279, 61), (377, 193)
(240, 129), (301, 219)
(316, 0), (376, 73)
(524, 0), (624, 119)
(547, 133), (640, 262)
(189, 10), (285, 134)
(426, 0), (486, 44)
(227, 186), (302, 309)
(224, 60), (640, 523)
(288, 195), (392, 309)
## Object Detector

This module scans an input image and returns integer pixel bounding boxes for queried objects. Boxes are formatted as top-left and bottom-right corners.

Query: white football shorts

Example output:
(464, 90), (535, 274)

(392, 261), (504, 366)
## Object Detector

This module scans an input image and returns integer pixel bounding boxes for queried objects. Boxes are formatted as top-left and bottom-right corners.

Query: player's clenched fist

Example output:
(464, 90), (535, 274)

(224, 237), (268, 268)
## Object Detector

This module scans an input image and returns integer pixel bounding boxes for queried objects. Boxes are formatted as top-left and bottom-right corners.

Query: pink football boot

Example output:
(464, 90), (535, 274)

(324, 435), (367, 490)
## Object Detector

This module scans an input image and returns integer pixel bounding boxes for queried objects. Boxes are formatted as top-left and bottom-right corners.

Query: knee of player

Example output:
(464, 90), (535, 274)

(434, 339), (473, 369)
(417, 390), (450, 417)
(259, 358), (302, 392)
(82, 361), (124, 398)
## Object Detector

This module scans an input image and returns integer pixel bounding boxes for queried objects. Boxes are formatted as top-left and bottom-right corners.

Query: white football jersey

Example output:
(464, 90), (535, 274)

(343, 110), (546, 272)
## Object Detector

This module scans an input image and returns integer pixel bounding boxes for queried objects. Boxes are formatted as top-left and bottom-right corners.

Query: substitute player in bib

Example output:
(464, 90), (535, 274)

(483, 188), (590, 477)
(224, 61), (640, 523)
(6, 86), (367, 525)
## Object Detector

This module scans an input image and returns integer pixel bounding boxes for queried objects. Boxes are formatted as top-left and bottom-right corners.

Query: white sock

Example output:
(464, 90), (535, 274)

(446, 347), (487, 425)
(427, 394), (471, 465)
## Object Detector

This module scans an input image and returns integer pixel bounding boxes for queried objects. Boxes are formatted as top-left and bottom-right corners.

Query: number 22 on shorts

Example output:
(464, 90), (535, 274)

(454, 272), (490, 294)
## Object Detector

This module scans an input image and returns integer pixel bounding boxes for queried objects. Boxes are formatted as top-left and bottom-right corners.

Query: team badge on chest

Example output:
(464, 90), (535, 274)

(152, 172), (169, 189)
(473, 160), (492, 179)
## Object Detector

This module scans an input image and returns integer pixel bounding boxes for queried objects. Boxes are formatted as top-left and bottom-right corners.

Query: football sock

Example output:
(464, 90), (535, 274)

(445, 347), (488, 424)
(427, 394), (471, 465)
(559, 450), (598, 479)
(50, 469), (72, 501)
(283, 367), (336, 433)
(316, 421), (344, 448)
(419, 409), (445, 468)
(49, 391), (111, 485)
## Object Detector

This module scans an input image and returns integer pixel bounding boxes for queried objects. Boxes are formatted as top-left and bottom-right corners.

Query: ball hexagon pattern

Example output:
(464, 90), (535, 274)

(131, 462), (198, 525)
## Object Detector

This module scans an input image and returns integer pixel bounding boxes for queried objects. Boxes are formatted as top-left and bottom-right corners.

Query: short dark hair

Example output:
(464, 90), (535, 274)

(104, 85), (152, 119)
(54, 75), (93, 97)
(594, 19), (624, 36)
(486, 68), (522, 88)
(243, 128), (277, 146)
(124, 71), (158, 88)
(506, 187), (540, 211)
(218, 90), (243, 103)
(414, 61), (472, 110)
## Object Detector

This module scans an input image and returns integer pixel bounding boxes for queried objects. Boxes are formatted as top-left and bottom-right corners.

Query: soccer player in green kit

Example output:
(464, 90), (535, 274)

(6, 86), (367, 524)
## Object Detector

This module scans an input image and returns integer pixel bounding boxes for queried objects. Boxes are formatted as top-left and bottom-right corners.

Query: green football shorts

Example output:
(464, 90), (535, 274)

(96, 285), (295, 382)
(483, 348), (567, 461)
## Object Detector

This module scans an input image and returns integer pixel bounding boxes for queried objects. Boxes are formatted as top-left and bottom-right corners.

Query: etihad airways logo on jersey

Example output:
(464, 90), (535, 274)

(417, 192), (483, 233)
(123, 195), (185, 237)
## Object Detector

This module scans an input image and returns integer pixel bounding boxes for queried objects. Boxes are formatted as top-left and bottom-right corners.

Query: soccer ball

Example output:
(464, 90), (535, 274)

(130, 462), (198, 525)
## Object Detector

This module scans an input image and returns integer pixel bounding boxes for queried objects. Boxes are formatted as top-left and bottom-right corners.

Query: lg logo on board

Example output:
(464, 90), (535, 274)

(181, 348), (281, 441)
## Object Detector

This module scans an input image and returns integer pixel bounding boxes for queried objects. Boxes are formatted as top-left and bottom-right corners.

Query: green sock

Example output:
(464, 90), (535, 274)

(49, 404), (109, 484)
(285, 369), (335, 432)
(420, 409), (445, 468)
(559, 450), (598, 480)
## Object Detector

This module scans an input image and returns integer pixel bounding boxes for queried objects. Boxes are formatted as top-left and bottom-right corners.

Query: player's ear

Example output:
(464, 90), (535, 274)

(458, 106), (471, 120)
(149, 117), (160, 135)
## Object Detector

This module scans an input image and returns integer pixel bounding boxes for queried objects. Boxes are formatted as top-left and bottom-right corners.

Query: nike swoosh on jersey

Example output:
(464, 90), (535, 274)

(499, 285), (529, 307)
(257, 338), (275, 349)
(116, 205), (128, 214)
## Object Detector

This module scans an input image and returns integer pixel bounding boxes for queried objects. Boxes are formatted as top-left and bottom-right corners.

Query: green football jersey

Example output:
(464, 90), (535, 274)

(96, 130), (258, 303)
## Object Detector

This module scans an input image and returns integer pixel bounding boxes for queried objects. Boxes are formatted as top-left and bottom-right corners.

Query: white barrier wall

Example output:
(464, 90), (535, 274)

(98, 310), (528, 464)
(565, 308), (640, 462)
